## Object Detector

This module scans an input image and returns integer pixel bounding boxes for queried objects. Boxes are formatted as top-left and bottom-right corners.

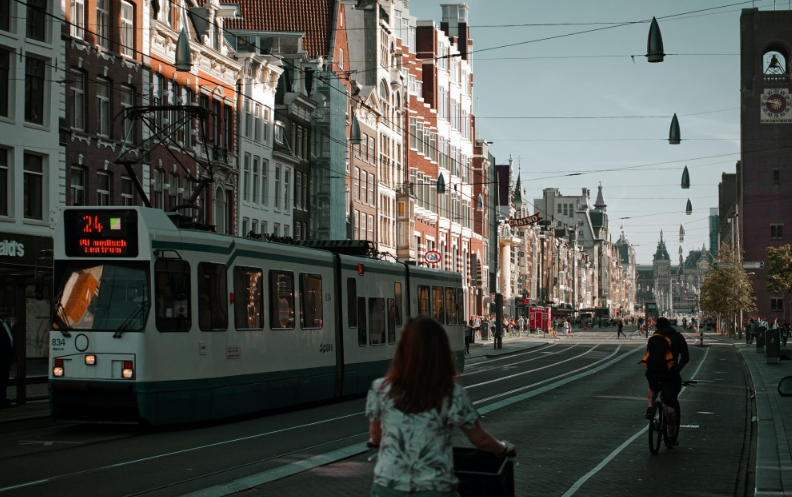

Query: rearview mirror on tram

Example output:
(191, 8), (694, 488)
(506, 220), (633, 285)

(779, 376), (792, 396)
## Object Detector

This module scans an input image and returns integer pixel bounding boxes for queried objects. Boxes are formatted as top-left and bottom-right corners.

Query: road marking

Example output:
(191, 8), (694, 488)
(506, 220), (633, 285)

(560, 346), (711, 497)
(18, 441), (81, 446)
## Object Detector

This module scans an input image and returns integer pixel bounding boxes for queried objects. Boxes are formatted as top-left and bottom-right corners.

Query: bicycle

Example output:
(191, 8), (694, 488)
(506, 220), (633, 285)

(647, 380), (696, 454)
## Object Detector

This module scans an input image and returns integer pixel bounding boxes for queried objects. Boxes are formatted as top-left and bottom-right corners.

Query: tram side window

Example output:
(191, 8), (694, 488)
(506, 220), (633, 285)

(393, 282), (403, 326)
(418, 285), (430, 316)
(234, 267), (263, 330)
(369, 298), (385, 346)
(387, 298), (396, 344)
(300, 273), (323, 329)
(347, 278), (357, 327)
(357, 296), (367, 346)
(155, 259), (191, 332)
(432, 286), (445, 324)
(269, 270), (295, 329)
(445, 287), (457, 325)
(198, 263), (228, 331)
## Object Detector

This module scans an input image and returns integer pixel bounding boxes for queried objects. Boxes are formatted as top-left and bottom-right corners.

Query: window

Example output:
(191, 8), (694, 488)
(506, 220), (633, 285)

(270, 271), (295, 329)
(153, 169), (164, 208)
(354, 167), (360, 201)
(69, 70), (85, 130)
(771, 224), (783, 240)
(301, 172), (307, 210)
(387, 298), (396, 344)
(120, 85), (134, 143)
(25, 57), (45, 125)
(254, 103), (262, 142)
(357, 296), (367, 346)
(445, 287), (457, 325)
(69, 166), (85, 205)
(167, 173), (177, 209)
(0, 148), (8, 216)
(183, 87), (193, 147)
(96, 0), (110, 48)
(234, 267), (263, 330)
(121, 176), (135, 205)
(338, 48), (344, 71)
(155, 259), (191, 332)
(418, 285), (430, 316)
(432, 286), (444, 324)
(26, 0), (46, 41)
(284, 170), (290, 213)
(261, 159), (269, 206)
(773, 168), (780, 185)
(243, 154), (250, 202)
(197, 263), (228, 331)
(300, 274), (323, 328)
(120, 2), (134, 58)
(0, 0), (9, 32)
(96, 78), (111, 136)
(252, 156), (261, 204)
(23, 153), (44, 220)
(274, 165), (281, 210)
(97, 172), (111, 205)
(394, 282), (402, 326)
(295, 172), (302, 210)
(347, 278), (357, 327)
(0, 48), (9, 118)
(771, 297), (784, 312)
(70, 0), (85, 38)
(368, 298), (385, 345)
(244, 99), (253, 139)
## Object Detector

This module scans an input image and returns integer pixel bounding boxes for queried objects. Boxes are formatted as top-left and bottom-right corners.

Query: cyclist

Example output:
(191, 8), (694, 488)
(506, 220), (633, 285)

(644, 317), (690, 446)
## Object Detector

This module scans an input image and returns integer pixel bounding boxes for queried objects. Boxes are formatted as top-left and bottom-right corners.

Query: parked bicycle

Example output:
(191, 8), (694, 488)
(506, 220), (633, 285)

(648, 380), (696, 454)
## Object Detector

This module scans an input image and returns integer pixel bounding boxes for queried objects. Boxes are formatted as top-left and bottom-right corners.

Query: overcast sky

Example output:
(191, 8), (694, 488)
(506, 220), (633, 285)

(407, 0), (780, 264)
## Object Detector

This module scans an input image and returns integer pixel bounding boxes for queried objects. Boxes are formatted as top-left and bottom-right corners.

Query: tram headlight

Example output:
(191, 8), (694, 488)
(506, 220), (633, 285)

(122, 360), (134, 379)
(53, 358), (64, 377)
(85, 355), (96, 365)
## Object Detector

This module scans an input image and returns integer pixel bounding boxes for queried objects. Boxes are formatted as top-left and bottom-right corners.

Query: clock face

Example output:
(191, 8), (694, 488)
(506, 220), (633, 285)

(761, 89), (792, 122)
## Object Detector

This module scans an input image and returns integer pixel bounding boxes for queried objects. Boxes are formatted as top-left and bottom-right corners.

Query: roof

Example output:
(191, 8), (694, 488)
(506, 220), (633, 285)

(221, 0), (335, 58)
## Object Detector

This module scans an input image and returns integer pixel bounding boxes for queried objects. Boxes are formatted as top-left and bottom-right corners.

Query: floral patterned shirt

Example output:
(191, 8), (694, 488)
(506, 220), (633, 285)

(365, 378), (480, 492)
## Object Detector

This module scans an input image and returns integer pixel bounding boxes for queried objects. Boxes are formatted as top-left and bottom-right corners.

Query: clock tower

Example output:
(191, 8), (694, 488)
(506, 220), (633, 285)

(738, 8), (792, 319)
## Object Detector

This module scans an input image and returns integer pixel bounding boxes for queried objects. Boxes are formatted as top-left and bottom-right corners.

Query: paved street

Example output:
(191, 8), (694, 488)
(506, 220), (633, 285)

(1, 327), (789, 497)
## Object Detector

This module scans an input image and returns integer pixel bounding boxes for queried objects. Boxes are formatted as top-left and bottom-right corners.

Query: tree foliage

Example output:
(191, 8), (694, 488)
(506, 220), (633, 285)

(699, 243), (757, 316)
(766, 244), (792, 320)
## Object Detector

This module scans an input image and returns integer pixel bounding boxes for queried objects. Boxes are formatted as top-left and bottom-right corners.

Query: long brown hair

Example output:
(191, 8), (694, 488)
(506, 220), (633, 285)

(383, 316), (457, 413)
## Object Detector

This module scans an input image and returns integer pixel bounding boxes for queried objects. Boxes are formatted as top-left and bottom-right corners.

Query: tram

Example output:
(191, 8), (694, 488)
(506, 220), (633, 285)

(49, 206), (464, 425)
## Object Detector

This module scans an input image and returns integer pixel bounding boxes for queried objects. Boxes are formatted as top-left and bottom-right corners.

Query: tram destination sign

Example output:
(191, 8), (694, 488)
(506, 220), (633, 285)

(64, 209), (139, 257)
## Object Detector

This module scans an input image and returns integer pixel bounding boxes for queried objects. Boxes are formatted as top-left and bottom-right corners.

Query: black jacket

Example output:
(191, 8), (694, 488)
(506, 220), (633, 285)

(654, 325), (689, 375)
(0, 318), (14, 363)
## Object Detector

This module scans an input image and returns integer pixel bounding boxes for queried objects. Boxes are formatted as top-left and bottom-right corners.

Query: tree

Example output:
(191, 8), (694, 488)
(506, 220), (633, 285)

(699, 243), (756, 335)
(766, 244), (792, 322)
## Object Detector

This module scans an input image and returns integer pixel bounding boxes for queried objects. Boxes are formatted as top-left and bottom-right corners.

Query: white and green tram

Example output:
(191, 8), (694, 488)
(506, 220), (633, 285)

(48, 206), (464, 425)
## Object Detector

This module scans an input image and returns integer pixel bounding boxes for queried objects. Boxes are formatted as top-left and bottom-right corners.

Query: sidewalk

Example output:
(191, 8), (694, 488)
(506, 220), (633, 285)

(736, 339), (792, 497)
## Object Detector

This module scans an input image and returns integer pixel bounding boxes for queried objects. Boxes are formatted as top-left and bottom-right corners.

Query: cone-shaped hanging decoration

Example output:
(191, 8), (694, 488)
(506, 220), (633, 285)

(646, 17), (665, 63)
(669, 113), (681, 145)
(679, 224), (685, 243)
(681, 165), (690, 188)
(436, 174), (446, 194)
(349, 113), (362, 145)
(175, 27), (192, 72)
(685, 198), (692, 215)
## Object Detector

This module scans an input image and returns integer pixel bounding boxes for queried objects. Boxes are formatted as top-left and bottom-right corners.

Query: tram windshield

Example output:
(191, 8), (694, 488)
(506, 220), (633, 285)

(53, 263), (149, 332)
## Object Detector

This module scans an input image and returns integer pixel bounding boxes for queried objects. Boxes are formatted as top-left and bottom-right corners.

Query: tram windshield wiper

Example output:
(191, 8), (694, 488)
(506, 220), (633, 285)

(54, 302), (72, 337)
(113, 301), (149, 338)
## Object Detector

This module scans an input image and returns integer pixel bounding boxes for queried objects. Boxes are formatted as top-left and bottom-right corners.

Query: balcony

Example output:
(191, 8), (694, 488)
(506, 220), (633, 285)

(211, 146), (229, 164)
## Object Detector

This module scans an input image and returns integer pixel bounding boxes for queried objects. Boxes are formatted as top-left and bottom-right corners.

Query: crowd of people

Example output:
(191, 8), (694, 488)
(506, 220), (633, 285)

(744, 317), (790, 347)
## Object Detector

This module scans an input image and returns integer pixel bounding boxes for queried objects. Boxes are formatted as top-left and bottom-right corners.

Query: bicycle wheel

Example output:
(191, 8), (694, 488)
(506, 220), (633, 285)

(648, 402), (664, 454)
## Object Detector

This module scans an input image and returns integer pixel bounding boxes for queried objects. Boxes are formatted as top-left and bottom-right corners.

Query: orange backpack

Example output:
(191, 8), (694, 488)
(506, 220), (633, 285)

(640, 334), (675, 371)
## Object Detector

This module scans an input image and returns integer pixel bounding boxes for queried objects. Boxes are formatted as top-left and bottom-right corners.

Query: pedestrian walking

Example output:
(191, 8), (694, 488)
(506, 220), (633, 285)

(564, 318), (573, 337)
(365, 316), (516, 496)
(463, 321), (473, 355)
(0, 315), (14, 409)
(518, 315), (525, 336)
(616, 318), (626, 339)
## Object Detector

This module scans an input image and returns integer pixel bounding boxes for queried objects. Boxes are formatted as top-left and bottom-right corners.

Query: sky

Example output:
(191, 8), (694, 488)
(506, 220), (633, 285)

(407, 0), (779, 265)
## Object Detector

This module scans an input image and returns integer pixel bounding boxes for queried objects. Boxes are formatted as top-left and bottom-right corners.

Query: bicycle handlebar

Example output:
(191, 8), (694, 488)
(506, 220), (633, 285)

(682, 380), (697, 386)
